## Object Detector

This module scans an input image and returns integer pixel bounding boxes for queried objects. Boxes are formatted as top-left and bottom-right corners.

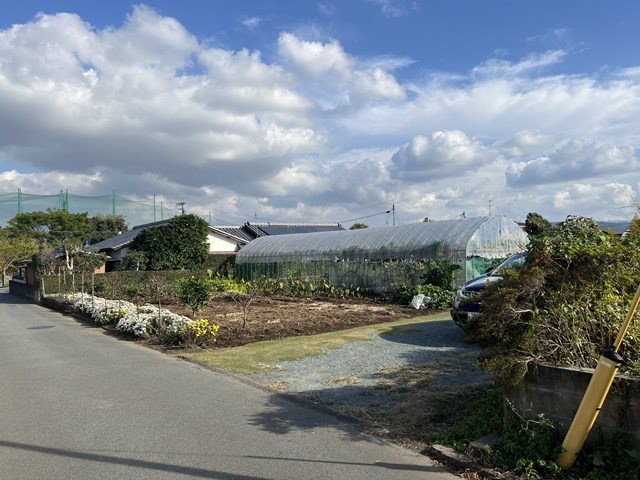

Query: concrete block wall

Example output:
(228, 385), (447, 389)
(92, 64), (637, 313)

(9, 280), (42, 303)
(505, 363), (639, 443)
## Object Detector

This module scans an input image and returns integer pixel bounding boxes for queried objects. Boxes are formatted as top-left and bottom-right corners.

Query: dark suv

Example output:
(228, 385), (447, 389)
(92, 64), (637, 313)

(451, 252), (527, 327)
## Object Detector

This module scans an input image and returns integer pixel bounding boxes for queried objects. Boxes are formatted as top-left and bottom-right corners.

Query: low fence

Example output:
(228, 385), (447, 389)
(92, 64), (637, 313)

(41, 270), (205, 299)
(9, 280), (42, 303)
(505, 363), (640, 443)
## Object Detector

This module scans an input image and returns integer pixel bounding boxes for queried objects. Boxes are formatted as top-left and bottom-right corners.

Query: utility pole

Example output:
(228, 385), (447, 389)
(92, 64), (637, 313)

(175, 202), (186, 215)
(392, 198), (396, 226)
(153, 194), (157, 222)
(112, 190), (116, 215)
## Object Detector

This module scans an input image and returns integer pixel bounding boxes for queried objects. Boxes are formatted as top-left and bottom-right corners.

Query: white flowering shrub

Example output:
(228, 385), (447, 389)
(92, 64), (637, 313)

(55, 293), (195, 340)
(116, 305), (193, 340)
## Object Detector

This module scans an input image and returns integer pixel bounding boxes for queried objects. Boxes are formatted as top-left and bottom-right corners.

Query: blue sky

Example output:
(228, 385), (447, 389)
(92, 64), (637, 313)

(0, 1), (639, 225)
(4, 0), (639, 76)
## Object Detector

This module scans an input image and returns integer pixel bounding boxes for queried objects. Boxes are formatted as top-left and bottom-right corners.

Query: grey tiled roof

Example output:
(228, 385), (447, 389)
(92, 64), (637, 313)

(87, 229), (142, 251)
(244, 222), (344, 237)
(210, 226), (253, 243)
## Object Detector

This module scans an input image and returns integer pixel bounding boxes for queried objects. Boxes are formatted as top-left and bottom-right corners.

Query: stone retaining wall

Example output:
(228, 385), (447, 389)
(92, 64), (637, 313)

(505, 363), (639, 443)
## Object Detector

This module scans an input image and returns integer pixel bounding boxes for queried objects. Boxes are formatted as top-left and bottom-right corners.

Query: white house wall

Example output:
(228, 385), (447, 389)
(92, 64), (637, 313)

(207, 233), (240, 254)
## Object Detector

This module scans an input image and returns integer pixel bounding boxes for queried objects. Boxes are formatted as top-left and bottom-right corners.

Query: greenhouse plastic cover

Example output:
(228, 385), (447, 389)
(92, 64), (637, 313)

(236, 215), (529, 264)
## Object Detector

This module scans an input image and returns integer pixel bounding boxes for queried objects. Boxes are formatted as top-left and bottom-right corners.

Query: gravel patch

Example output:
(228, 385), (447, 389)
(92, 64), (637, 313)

(253, 318), (491, 408)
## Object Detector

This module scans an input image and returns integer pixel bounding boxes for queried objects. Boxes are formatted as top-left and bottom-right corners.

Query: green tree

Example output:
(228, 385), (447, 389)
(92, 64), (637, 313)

(118, 250), (147, 271)
(0, 236), (38, 286)
(89, 214), (128, 244)
(130, 214), (209, 270)
(179, 276), (214, 317)
(523, 212), (551, 237)
(349, 223), (368, 230)
(6, 210), (90, 246)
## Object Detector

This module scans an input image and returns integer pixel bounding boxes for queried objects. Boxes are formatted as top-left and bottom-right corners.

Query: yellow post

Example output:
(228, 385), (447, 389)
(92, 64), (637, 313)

(556, 283), (640, 469)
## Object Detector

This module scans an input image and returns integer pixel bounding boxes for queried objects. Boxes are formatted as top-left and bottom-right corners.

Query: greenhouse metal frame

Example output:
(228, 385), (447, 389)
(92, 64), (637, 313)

(236, 216), (529, 291)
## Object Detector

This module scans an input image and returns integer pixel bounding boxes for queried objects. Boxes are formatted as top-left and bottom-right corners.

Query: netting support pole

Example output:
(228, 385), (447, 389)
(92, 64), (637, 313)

(112, 190), (116, 216)
(160, 201), (164, 220)
(64, 189), (69, 211)
(153, 194), (157, 222)
(17, 188), (22, 214)
(208, 211), (212, 225)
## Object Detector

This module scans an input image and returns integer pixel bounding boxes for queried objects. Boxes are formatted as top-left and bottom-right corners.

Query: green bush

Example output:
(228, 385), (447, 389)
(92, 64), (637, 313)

(390, 283), (454, 310)
(421, 260), (457, 290)
(467, 215), (640, 385)
(250, 276), (362, 299)
(130, 214), (209, 271)
(416, 284), (456, 309)
(179, 276), (214, 317)
(208, 275), (247, 294)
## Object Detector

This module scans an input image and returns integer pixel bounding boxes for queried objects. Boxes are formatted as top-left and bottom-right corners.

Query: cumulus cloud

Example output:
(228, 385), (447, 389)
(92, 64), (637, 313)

(496, 130), (558, 158)
(277, 32), (405, 109)
(0, 6), (319, 188)
(505, 139), (640, 187)
(390, 131), (497, 181)
(0, 169), (103, 194)
(338, 52), (640, 147)
(278, 32), (352, 80)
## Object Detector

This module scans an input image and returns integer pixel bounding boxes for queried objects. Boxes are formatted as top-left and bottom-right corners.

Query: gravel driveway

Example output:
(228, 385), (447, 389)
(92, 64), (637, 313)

(252, 316), (492, 420)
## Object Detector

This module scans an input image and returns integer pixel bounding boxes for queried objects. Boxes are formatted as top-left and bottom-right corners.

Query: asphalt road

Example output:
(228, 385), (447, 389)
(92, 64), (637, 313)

(0, 291), (457, 480)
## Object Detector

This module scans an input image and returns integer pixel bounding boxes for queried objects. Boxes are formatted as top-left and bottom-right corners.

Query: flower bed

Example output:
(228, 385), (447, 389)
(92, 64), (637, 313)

(54, 293), (217, 345)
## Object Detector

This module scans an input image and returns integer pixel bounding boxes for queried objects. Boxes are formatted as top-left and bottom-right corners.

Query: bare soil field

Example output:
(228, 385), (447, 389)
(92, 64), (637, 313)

(163, 295), (432, 348)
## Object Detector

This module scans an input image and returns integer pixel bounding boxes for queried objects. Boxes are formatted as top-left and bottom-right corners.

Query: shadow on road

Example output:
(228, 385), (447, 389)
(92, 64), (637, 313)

(0, 439), (267, 480)
(242, 455), (442, 473)
(245, 393), (389, 444)
(0, 290), (30, 305)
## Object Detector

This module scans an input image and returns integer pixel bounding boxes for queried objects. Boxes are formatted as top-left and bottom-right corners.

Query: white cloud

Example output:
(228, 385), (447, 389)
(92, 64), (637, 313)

(496, 130), (558, 158)
(390, 131), (496, 181)
(472, 50), (567, 77)
(370, 0), (417, 18)
(0, 169), (103, 194)
(278, 32), (353, 80)
(0, 7), (319, 187)
(339, 51), (640, 147)
(553, 191), (571, 208)
(505, 139), (640, 187)
(241, 17), (261, 29)
(277, 32), (405, 109)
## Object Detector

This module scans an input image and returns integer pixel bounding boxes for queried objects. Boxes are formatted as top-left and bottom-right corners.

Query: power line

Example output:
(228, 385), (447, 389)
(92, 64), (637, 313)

(339, 210), (391, 224)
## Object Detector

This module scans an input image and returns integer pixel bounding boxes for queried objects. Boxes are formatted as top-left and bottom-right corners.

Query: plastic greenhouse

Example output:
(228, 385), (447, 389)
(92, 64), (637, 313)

(235, 216), (529, 291)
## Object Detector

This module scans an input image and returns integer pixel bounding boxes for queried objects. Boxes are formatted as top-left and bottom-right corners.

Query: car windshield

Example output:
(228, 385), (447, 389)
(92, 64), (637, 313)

(491, 253), (527, 276)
